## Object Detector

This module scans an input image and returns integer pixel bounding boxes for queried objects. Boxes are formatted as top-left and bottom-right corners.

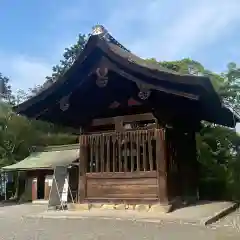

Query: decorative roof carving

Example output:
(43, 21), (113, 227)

(96, 67), (109, 88)
(59, 95), (70, 111)
(127, 98), (141, 106)
(136, 83), (151, 100)
(109, 101), (120, 109)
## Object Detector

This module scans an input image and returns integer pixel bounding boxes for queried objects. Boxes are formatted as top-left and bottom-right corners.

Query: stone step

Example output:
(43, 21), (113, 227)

(32, 200), (49, 205)
(68, 203), (171, 213)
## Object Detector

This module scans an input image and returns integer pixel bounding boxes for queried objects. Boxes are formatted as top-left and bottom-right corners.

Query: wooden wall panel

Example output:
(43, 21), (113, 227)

(86, 172), (158, 200)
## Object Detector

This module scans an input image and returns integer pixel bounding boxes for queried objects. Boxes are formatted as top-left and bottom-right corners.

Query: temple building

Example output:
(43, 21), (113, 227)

(13, 25), (239, 211)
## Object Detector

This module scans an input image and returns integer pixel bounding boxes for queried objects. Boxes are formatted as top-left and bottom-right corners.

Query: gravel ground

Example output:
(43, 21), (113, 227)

(0, 204), (239, 240)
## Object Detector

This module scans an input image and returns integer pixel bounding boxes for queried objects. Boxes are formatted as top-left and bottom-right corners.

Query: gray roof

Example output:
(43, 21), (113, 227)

(2, 144), (79, 171)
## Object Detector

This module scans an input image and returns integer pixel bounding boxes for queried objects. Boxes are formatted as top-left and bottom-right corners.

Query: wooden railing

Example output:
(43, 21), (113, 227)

(79, 129), (163, 173)
(78, 128), (168, 202)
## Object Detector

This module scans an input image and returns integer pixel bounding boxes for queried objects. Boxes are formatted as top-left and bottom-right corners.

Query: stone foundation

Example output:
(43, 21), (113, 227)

(69, 203), (172, 213)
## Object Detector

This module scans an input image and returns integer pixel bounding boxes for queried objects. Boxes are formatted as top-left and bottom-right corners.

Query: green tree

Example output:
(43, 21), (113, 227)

(0, 73), (77, 168)
(0, 104), (77, 168)
(0, 73), (15, 104)
(219, 62), (240, 114)
(156, 58), (240, 200)
(29, 33), (88, 96)
(14, 89), (28, 105)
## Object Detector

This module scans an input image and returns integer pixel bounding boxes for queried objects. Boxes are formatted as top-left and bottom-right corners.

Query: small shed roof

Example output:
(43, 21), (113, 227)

(2, 144), (79, 171)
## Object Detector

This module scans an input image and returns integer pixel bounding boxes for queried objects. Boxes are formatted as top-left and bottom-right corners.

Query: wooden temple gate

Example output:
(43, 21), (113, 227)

(79, 127), (169, 204)
(13, 25), (239, 209)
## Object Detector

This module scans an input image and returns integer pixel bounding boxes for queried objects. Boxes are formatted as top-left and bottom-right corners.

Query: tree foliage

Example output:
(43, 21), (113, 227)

(29, 34), (88, 96)
(154, 58), (240, 200)
(0, 73), (15, 104)
(0, 103), (77, 168)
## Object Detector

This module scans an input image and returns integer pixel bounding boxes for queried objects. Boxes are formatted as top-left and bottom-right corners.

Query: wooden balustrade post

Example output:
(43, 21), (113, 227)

(155, 128), (169, 204)
(79, 135), (88, 203)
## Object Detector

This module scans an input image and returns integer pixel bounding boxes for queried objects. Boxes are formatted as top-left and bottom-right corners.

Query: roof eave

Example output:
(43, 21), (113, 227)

(13, 35), (101, 115)
(213, 106), (240, 128)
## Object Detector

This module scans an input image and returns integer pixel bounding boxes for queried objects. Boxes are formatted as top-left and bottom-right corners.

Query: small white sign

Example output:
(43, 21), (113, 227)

(61, 177), (68, 202)
(48, 179), (53, 187)
(45, 175), (53, 187)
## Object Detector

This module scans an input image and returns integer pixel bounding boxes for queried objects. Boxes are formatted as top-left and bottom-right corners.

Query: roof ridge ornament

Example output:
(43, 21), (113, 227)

(92, 25), (111, 43)
(91, 25), (131, 53)
(92, 25), (107, 36)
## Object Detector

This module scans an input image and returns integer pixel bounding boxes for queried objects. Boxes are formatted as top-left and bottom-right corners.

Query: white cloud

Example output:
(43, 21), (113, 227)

(0, 39), (80, 95)
(0, 54), (52, 93)
(104, 0), (240, 60)
(1, 0), (240, 96)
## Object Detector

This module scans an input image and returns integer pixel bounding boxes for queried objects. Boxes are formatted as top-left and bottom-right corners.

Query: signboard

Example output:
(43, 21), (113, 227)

(48, 166), (69, 208)
(45, 175), (53, 187)
(48, 179), (53, 187)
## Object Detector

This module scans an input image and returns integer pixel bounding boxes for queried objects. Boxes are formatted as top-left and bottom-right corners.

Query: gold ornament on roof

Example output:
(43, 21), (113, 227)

(92, 25), (105, 35)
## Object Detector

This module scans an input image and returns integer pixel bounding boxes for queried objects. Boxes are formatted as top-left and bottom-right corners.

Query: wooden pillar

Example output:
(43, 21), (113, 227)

(78, 135), (88, 203)
(179, 131), (198, 202)
(44, 175), (52, 200)
(32, 177), (37, 201)
(155, 128), (168, 204)
(187, 131), (198, 199)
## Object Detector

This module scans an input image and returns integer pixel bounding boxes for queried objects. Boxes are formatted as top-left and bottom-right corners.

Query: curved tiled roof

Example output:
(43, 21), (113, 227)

(13, 25), (239, 128)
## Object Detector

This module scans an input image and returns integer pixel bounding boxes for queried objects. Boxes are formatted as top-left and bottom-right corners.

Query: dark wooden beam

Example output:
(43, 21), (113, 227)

(91, 113), (156, 127)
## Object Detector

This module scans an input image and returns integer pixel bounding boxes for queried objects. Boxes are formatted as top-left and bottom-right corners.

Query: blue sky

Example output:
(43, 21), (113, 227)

(0, 0), (239, 130)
